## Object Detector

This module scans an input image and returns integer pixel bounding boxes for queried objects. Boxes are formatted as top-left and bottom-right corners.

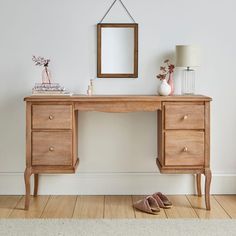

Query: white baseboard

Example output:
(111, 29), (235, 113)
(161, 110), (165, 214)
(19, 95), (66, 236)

(0, 172), (236, 195)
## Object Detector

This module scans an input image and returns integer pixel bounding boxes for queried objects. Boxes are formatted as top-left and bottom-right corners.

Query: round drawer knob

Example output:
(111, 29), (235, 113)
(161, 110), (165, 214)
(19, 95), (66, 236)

(49, 115), (54, 120)
(49, 146), (54, 152)
(183, 147), (188, 152)
(183, 115), (188, 120)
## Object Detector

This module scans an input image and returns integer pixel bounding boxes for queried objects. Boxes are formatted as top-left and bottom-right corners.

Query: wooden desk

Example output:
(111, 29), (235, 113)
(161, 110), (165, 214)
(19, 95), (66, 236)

(24, 95), (212, 210)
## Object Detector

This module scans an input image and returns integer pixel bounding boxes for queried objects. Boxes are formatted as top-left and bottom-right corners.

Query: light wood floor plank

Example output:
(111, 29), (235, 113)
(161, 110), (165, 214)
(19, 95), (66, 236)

(132, 196), (167, 218)
(41, 196), (77, 218)
(214, 195), (236, 218)
(187, 195), (229, 219)
(73, 196), (104, 218)
(1, 195), (236, 219)
(104, 196), (135, 218)
(164, 195), (198, 218)
(9, 196), (50, 218)
(0, 196), (22, 218)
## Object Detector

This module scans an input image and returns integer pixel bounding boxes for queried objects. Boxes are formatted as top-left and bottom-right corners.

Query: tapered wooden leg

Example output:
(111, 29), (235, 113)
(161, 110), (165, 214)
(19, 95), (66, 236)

(205, 169), (212, 210)
(196, 173), (202, 196)
(34, 174), (39, 197)
(24, 168), (31, 210)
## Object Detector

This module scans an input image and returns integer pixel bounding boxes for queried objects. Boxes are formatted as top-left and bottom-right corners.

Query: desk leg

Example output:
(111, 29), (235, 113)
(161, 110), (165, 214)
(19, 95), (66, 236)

(24, 168), (32, 210)
(196, 173), (202, 196)
(205, 169), (212, 210)
(34, 174), (39, 197)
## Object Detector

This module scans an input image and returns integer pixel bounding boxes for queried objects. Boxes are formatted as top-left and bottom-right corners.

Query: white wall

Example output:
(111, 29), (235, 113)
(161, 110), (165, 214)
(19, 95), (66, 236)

(0, 0), (236, 194)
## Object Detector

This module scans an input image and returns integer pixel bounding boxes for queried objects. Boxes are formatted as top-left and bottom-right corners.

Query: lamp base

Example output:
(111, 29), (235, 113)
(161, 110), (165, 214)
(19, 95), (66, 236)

(182, 67), (195, 95)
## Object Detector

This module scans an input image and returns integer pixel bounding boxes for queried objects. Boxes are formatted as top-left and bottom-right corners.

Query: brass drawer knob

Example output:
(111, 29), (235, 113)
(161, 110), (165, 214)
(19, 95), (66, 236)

(49, 115), (54, 120)
(183, 147), (188, 152)
(183, 115), (188, 120)
(49, 146), (54, 152)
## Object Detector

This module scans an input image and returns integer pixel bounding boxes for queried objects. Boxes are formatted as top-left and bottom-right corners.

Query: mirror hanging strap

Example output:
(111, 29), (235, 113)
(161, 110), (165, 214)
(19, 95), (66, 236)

(99, 0), (136, 23)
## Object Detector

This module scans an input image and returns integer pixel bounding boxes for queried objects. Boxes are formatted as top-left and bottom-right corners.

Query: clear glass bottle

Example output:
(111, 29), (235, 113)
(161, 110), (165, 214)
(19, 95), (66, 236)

(182, 67), (195, 95)
(42, 66), (52, 84)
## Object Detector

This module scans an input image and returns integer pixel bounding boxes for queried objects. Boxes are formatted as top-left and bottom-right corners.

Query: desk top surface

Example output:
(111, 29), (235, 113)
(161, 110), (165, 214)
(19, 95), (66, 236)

(24, 95), (212, 102)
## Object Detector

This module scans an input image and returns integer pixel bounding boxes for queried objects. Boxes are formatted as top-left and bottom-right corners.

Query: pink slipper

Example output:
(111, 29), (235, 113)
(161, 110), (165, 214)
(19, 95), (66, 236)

(152, 192), (172, 208)
(133, 196), (160, 215)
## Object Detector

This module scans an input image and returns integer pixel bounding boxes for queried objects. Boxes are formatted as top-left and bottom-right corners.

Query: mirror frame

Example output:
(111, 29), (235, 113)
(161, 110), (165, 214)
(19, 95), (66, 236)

(97, 23), (138, 78)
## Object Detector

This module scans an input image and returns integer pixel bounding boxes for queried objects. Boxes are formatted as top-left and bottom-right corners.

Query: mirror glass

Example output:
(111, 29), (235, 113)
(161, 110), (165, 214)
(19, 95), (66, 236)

(101, 28), (134, 74)
(97, 24), (138, 78)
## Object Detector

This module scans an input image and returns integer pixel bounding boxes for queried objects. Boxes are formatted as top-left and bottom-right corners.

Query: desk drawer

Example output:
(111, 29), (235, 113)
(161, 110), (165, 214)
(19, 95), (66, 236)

(165, 104), (204, 129)
(32, 105), (72, 129)
(165, 131), (204, 166)
(32, 131), (72, 166)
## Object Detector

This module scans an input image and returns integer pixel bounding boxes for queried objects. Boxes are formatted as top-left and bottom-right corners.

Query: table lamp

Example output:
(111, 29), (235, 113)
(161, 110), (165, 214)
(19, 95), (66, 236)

(176, 45), (200, 95)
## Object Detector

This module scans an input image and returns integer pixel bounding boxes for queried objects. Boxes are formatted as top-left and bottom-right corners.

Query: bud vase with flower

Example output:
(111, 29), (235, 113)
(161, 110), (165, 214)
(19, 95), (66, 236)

(32, 55), (52, 84)
(156, 59), (175, 96)
(42, 62), (52, 84)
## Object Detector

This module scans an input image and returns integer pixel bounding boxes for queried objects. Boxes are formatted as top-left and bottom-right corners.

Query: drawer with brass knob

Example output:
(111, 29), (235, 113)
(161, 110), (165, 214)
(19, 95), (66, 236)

(32, 131), (72, 166)
(165, 104), (204, 129)
(48, 115), (54, 120)
(32, 105), (72, 129)
(164, 130), (204, 166)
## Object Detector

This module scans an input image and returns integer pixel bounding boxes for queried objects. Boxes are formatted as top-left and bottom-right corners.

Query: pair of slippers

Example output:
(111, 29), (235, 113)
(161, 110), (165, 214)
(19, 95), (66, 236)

(133, 192), (172, 215)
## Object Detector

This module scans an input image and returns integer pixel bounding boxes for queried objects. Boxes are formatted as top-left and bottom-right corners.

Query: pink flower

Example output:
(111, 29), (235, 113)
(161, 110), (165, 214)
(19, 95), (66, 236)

(156, 59), (175, 81)
(168, 64), (175, 73)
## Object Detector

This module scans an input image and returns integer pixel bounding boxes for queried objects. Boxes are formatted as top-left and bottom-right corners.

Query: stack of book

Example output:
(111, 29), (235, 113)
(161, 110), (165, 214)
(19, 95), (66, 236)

(32, 83), (72, 95)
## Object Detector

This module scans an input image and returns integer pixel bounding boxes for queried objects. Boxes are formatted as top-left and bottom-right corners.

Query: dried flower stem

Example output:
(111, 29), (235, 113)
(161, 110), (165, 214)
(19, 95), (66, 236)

(32, 55), (50, 67)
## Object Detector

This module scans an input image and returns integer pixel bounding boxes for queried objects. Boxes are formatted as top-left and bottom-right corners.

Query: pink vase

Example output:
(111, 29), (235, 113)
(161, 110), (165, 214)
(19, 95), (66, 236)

(168, 73), (174, 95)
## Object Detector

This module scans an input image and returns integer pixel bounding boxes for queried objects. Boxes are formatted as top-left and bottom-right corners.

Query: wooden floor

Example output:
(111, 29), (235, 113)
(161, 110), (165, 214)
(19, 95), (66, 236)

(0, 195), (235, 219)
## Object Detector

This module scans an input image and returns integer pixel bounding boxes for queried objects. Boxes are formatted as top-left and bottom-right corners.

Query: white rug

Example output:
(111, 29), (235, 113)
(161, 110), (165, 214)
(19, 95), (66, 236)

(0, 219), (236, 236)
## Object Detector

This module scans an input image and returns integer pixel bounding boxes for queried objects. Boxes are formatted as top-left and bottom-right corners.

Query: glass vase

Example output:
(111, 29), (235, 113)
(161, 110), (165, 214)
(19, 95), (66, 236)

(42, 66), (52, 84)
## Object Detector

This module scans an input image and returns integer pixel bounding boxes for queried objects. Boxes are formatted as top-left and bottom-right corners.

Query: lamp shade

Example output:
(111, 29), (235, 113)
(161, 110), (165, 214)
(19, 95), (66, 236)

(175, 45), (200, 67)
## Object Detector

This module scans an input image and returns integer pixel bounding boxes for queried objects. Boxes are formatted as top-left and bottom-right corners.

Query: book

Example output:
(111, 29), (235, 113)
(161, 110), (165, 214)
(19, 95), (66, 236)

(32, 91), (73, 96)
(33, 83), (65, 91)
(32, 83), (72, 96)
(32, 90), (66, 94)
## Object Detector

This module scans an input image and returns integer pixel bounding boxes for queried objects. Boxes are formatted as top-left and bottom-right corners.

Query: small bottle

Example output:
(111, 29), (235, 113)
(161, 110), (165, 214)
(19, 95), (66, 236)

(87, 79), (94, 96)
(87, 85), (92, 96)
(90, 79), (94, 94)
